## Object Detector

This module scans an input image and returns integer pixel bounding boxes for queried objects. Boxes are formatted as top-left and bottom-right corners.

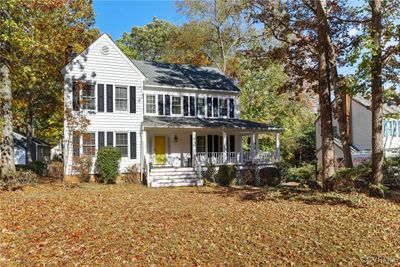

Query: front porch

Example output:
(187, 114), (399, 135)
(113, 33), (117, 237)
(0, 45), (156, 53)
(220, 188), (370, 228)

(141, 116), (284, 187)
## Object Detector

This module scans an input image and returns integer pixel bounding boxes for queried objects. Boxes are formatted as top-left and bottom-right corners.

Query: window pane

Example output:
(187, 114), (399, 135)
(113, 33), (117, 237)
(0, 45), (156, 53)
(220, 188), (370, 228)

(81, 84), (95, 110)
(219, 99), (227, 116)
(196, 98), (205, 116)
(172, 96), (181, 114)
(116, 133), (128, 157)
(82, 133), (95, 156)
(196, 136), (206, 152)
(146, 95), (156, 114)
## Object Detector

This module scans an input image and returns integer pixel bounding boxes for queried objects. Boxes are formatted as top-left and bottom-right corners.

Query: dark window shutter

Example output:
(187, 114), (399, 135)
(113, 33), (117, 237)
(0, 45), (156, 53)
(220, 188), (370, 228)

(213, 98), (218, 117)
(229, 98), (234, 118)
(130, 132), (136, 159)
(72, 131), (80, 156)
(158, 95), (164, 115)
(190, 96), (195, 116)
(130, 86), (136, 113)
(72, 82), (80, 111)
(98, 131), (105, 149)
(97, 84), (104, 112)
(106, 132), (113, 146)
(207, 97), (212, 117)
(207, 135), (213, 152)
(183, 96), (189, 116)
(165, 95), (170, 115)
(106, 84), (113, 112)
(229, 135), (235, 152)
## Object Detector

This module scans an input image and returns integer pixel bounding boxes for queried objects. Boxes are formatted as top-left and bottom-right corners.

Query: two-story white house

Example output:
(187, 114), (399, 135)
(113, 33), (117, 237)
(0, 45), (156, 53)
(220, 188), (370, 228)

(62, 34), (283, 187)
(316, 95), (400, 165)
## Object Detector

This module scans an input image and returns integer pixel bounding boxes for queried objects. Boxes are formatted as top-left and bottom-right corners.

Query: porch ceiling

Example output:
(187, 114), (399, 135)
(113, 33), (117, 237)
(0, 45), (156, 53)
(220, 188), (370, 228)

(143, 116), (284, 132)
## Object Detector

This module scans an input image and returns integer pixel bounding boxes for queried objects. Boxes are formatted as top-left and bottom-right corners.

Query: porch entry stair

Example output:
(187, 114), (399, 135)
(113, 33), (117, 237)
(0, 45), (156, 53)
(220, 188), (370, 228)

(147, 167), (203, 187)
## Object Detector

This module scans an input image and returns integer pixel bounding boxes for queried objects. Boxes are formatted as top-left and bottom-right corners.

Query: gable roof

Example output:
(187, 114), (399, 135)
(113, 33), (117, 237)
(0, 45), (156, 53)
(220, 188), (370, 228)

(61, 33), (146, 80)
(352, 95), (400, 115)
(132, 60), (239, 92)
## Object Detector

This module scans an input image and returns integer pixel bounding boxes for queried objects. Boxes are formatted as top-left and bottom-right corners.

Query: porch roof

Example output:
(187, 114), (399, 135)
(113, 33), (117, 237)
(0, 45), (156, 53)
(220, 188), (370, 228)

(143, 116), (284, 132)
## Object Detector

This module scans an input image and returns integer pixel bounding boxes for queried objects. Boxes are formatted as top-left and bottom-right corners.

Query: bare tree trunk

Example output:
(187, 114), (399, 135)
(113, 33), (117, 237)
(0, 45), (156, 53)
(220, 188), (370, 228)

(316, 0), (335, 189)
(370, 0), (383, 184)
(26, 100), (34, 165)
(0, 62), (15, 176)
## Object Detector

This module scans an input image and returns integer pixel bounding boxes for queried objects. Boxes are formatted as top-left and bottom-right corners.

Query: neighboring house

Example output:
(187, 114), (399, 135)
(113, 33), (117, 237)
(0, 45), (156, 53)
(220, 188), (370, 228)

(316, 95), (400, 165)
(62, 34), (283, 187)
(13, 132), (51, 165)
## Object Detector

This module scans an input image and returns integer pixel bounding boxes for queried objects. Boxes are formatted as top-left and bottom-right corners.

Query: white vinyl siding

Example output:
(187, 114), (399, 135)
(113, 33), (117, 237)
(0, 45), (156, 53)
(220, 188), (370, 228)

(146, 95), (156, 114)
(172, 96), (181, 115)
(115, 86), (128, 111)
(116, 133), (128, 157)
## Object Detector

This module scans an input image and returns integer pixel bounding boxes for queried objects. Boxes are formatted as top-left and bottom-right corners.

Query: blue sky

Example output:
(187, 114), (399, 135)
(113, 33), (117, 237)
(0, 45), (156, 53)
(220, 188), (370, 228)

(93, 0), (186, 40)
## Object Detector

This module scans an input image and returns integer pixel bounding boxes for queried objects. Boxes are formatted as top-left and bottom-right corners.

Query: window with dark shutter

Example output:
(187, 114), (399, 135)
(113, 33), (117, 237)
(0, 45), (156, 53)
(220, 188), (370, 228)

(107, 132), (113, 146)
(98, 131), (105, 149)
(190, 96), (195, 116)
(130, 86), (136, 113)
(212, 98), (218, 117)
(165, 95), (171, 115)
(72, 82), (80, 111)
(229, 98), (234, 118)
(72, 131), (80, 157)
(130, 132), (136, 159)
(183, 96), (189, 116)
(97, 84), (104, 112)
(106, 84), (113, 112)
(158, 95), (164, 115)
(207, 97), (212, 117)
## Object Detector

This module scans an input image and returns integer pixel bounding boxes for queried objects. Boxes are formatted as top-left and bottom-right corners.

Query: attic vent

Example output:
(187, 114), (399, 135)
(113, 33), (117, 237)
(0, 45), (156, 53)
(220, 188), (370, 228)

(101, 45), (109, 55)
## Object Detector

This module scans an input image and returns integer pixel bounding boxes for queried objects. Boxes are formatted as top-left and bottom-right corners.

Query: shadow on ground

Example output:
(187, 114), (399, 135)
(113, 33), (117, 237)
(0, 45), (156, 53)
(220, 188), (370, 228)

(198, 185), (366, 208)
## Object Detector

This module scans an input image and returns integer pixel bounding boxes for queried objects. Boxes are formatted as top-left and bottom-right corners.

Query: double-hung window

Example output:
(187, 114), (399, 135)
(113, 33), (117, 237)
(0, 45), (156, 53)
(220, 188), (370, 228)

(82, 133), (96, 156)
(196, 136), (206, 152)
(172, 96), (181, 115)
(219, 99), (228, 117)
(115, 86), (128, 111)
(116, 133), (128, 157)
(146, 95), (156, 114)
(196, 98), (205, 116)
(81, 84), (95, 110)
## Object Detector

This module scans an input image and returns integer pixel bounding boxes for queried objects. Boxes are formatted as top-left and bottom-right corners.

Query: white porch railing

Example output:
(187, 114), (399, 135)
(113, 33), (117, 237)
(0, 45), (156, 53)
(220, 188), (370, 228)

(195, 151), (275, 166)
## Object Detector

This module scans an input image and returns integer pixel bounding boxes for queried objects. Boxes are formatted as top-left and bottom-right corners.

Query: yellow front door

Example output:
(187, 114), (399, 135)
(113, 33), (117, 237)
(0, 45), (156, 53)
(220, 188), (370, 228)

(154, 136), (166, 164)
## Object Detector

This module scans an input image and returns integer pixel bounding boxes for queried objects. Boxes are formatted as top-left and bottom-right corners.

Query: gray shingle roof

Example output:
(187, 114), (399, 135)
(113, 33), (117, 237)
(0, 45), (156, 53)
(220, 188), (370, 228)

(353, 95), (400, 115)
(143, 116), (283, 131)
(132, 60), (239, 92)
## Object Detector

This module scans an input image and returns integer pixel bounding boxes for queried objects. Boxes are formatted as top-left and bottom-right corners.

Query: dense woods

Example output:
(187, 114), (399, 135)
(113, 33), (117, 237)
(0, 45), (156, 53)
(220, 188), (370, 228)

(0, 0), (399, 189)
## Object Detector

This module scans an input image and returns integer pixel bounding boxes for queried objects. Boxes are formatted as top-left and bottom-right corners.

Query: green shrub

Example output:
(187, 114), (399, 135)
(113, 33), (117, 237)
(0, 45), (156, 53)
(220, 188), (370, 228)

(259, 167), (281, 187)
(275, 161), (290, 180)
(96, 146), (121, 184)
(1, 170), (38, 191)
(368, 183), (388, 198)
(216, 165), (236, 186)
(383, 157), (400, 189)
(17, 161), (47, 176)
(288, 164), (315, 181)
(326, 168), (358, 192)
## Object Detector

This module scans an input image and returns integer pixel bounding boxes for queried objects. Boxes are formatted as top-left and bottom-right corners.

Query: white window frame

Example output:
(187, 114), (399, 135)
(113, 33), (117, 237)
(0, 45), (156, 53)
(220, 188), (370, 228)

(82, 132), (96, 157)
(172, 96), (182, 115)
(219, 98), (228, 117)
(81, 83), (96, 111)
(146, 95), (156, 114)
(115, 85), (128, 112)
(115, 132), (129, 158)
(196, 97), (205, 117)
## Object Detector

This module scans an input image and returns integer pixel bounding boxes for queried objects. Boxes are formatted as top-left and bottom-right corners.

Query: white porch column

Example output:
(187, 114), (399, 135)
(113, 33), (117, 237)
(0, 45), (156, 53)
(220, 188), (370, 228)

(238, 134), (243, 164)
(255, 133), (259, 159)
(275, 132), (281, 162)
(141, 130), (147, 182)
(222, 131), (227, 163)
(192, 131), (197, 167)
(250, 133), (255, 161)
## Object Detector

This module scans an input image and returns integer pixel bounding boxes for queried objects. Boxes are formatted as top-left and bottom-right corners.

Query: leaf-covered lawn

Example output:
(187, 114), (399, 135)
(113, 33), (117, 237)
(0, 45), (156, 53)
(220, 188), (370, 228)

(1, 184), (399, 266)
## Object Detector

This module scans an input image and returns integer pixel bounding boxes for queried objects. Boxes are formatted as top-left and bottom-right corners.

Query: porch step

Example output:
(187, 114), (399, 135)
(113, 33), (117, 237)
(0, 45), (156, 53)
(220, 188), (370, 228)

(148, 167), (202, 187)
